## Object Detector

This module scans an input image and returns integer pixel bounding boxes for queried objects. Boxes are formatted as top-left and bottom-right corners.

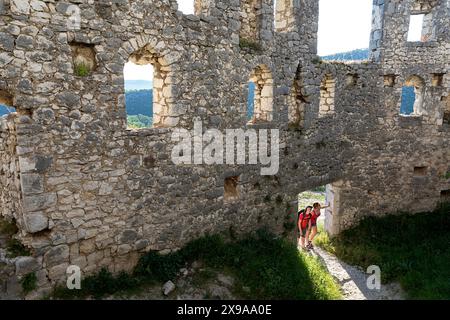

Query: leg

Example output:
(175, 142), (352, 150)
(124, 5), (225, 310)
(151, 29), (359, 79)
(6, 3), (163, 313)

(309, 226), (317, 243)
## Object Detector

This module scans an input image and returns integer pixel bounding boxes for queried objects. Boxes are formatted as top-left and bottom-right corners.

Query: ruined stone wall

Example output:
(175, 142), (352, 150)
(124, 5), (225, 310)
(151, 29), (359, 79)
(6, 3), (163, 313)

(338, 0), (450, 233)
(0, 0), (448, 296)
(0, 114), (20, 221)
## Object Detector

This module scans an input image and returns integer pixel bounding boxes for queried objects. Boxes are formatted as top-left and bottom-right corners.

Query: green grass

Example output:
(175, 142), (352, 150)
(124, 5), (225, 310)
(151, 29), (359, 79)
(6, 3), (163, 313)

(312, 186), (326, 193)
(314, 203), (450, 300)
(6, 239), (31, 258)
(74, 62), (90, 77)
(52, 229), (341, 300)
(21, 272), (37, 294)
(239, 38), (262, 52)
(191, 269), (217, 287)
(0, 218), (31, 258)
(312, 56), (323, 65)
(298, 190), (326, 211)
(0, 218), (18, 236)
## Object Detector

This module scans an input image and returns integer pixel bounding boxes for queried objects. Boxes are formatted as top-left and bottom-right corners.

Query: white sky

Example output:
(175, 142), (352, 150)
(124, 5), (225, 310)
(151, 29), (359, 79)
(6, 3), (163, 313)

(178, 0), (195, 15)
(125, 1), (422, 80)
(317, 0), (373, 56)
(407, 15), (424, 42)
(124, 63), (153, 81)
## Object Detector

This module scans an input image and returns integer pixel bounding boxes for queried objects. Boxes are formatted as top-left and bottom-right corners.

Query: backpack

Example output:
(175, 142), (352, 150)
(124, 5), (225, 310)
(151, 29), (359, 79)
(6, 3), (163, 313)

(297, 209), (305, 233)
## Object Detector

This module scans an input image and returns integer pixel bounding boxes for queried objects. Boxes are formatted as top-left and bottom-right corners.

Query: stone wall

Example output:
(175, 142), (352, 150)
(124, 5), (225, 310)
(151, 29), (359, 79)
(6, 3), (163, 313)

(0, 114), (20, 222)
(0, 0), (448, 296)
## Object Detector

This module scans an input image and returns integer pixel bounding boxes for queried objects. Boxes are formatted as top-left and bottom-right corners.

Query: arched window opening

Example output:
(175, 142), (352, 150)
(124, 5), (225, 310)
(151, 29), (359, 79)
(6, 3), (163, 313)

(319, 74), (335, 116)
(247, 82), (256, 121)
(240, 0), (263, 48)
(288, 71), (307, 129)
(124, 62), (153, 129)
(125, 45), (173, 128)
(248, 65), (273, 123)
(0, 90), (15, 117)
(400, 75), (425, 116)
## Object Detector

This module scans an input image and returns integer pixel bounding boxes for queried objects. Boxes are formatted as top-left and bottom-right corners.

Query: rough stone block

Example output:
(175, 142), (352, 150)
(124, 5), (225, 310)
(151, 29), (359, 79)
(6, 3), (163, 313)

(24, 212), (48, 233)
(15, 257), (40, 276)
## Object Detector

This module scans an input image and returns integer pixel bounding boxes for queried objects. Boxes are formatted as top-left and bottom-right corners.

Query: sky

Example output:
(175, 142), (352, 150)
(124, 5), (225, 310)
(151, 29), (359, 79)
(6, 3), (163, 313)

(317, 0), (373, 56)
(407, 15), (424, 42)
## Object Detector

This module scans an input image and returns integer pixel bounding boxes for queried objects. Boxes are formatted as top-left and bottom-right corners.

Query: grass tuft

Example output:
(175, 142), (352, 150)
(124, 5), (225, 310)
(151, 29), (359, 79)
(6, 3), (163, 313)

(0, 218), (18, 236)
(21, 272), (37, 294)
(6, 239), (31, 258)
(74, 62), (90, 77)
(239, 38), (262, 52)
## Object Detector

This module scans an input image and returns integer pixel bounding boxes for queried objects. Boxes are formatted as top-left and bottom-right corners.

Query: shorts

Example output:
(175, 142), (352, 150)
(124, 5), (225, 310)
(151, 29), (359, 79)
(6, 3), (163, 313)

(311, 221), (317, 227)
(299, 227), (309, 237)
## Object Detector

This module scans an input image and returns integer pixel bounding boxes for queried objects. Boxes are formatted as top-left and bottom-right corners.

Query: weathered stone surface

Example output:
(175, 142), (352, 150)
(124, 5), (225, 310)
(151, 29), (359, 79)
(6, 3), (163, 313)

(163, 280), (176, 296)
(22, 194), (57, 212)
(20, 174), (44, 195)
(23, 212), (48, 233)
(15, 257), (40, 276)
(43, 245), (69, 268)
(11, 0), (31, 15)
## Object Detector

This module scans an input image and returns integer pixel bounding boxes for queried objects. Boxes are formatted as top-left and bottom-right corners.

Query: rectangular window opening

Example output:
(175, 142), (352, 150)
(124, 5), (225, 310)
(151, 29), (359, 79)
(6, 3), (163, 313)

(407, 14), (425, 42)
(224, 176), (240, 201)
(414, 166), (428, 177)
(407, 12), (434, 42)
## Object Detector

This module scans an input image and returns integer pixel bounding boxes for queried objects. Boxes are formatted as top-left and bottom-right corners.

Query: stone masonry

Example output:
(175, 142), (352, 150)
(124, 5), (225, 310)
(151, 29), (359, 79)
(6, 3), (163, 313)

(0, 0), (449, 296)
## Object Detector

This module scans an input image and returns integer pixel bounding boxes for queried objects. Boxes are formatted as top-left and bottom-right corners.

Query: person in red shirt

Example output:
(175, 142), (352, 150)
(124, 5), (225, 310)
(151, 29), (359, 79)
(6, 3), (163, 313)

(297, 206), (313, 250)
(308, 202), (330, 249)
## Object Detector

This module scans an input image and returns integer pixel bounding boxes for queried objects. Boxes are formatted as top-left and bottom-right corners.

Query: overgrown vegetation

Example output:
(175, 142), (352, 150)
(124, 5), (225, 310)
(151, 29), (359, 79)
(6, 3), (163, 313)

(0, 218), (18, 236)
(312, 186), (326, 193)
(0, 218), (31, 258)
(298, 189), (326, 211)
(239, 38), (262, 52)
(127, 115), (153, 129)
(74, 62), (90, 77)
(52, 229), (341, 300)
(21, 272), (37, 294)
(311, 56), (323, 65)
(314, 203), (450, 300)
(6, 239), (31, 258)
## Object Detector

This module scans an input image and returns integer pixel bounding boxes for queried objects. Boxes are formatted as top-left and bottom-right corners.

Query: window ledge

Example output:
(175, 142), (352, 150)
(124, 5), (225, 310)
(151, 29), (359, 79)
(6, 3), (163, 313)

(246, 121), (276, 129)
(399, 114), (422, 118)
(124, 127), (172, 137)
(398, 115), (423, 128)
(405, 41), (438, 48)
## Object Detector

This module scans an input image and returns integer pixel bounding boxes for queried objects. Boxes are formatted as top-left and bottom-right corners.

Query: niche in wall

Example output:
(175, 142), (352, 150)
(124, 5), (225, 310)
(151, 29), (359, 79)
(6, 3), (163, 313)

(224, 176), (240, 201)
(70, 42), (97, 77)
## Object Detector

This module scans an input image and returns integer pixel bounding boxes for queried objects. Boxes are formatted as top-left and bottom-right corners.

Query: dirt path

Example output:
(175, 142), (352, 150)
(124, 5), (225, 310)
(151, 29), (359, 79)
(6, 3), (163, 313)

(311, 247), (405, 300)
